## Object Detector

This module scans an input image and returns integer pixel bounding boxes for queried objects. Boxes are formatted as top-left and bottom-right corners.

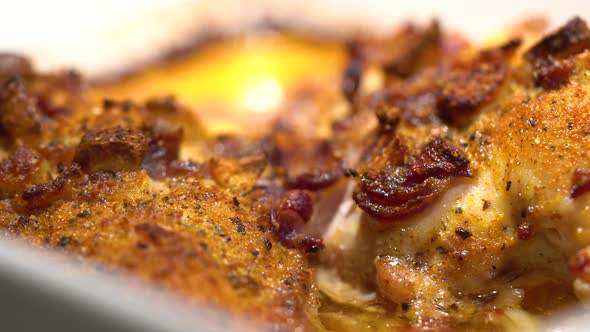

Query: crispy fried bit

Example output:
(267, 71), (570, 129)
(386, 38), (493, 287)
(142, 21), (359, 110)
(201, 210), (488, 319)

(570, 168), (590, 198)
(375, 256), (417, 305)
(375, 105), (401, 132)
(209, 152), (267, 194)
(145, 95), (205, 142)
(141, 125), (183, 179)
(276, 190), (313, 247)
(279, 190), (313, 223)
(166, 160), (203, 177)
(569, 248), (590, 284)
(0, 77), (41, 142)
(437, 62), (506, 124)
(0, 53), (32, 78)
(282, 140), (343, 191)
(354, 136), (471, 221)
(479, 39), (522, 62)
(383, 20), (441, 77)
(298, 237), (324, 253)
(22, 164), (82, 209)
(286, 168), (342, 191)
(0, 145), (40, 197)
(533, 58), (575, 90)
(398, 92), (438, 126)
(74, 127), (148, 173)
(526, 16), (590, 62)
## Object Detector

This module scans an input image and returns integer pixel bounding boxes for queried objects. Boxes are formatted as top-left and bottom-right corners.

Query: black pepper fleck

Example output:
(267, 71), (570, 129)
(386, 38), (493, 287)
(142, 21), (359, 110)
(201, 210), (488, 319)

(505, 181), (512, 191)
(232, 197), (240, 208)
(230, 216), (246, 234)
(343, 168), (359, 178)
(455, 227), (473, 239)
(102, 99), (116, 109)
(77, 210), (91, 218)
(263, 238), (272, 250)
(57, 236), (71, 247)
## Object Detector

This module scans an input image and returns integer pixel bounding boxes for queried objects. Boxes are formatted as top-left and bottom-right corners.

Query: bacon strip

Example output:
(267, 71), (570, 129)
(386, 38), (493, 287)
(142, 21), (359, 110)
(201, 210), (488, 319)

(525, 16), (590, 62)
(437, 62), (506, 124)
(525, 17), (590, 90)
(22, 164), (82, 209)
(353, 136), (471, 221)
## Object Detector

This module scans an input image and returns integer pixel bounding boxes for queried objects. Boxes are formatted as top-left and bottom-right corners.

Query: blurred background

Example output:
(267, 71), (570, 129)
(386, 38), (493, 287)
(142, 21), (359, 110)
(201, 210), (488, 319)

(1, 0), (587, 134)
(1, 0), (586, 76)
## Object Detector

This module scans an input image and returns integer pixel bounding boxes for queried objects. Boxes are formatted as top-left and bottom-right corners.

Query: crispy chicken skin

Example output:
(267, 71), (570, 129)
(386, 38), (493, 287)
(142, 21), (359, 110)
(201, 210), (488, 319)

(2, 16), (590, 332)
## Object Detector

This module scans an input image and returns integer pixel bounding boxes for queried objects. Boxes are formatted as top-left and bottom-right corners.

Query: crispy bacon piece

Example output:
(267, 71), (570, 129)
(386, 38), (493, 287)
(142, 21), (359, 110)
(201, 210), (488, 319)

(437, 62), (506, 124)
(354, 136), (471, 221)
(209, 153), (268, 194)
(525, 17), (590, 62)
(0, 77), (41, 142)
(397, 92), (439, 126)
(533, 58), (575, 90)
(166, 160), (204, 177)
(479, 39), (522, 62)
(278, 190), (314, 225)
(286, 168), (342, 192)
(283, 141), (344, 192)
(0, 145), (40, 197)
(274, 190), (324, 253)
(570, 168), (590, 198)
(22, 164), (82, 209)
(141, 124), (183, 179)
(525, 17), (590, 90)
(375, 105), (401, 132)
(383, 20), (441, 77)
(298, 237), (324, 253)
(276, 190), (314, 247)
(0, 53), (32, 78)
(74, 127), (148, 173)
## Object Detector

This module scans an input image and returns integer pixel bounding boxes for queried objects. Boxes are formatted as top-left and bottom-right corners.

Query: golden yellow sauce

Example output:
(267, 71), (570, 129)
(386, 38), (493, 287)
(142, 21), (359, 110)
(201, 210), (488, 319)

(92, 33), (346, 134)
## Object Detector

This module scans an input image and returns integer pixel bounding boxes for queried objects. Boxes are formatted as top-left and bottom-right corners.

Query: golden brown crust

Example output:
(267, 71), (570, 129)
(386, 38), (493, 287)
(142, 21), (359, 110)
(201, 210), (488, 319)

(0, 59), (318, 331)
